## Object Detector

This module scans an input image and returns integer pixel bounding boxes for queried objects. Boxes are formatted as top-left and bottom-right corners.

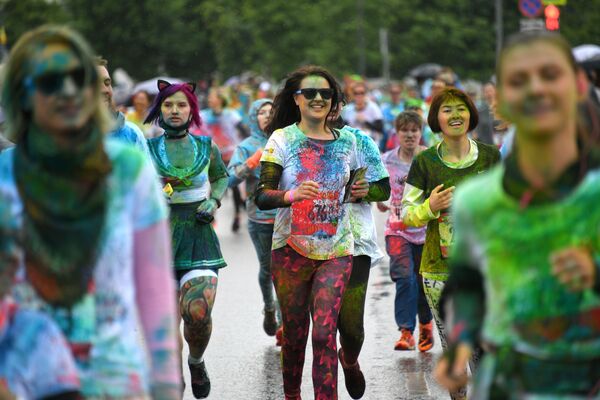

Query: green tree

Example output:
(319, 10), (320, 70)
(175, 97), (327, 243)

(2, 0), (68, 46)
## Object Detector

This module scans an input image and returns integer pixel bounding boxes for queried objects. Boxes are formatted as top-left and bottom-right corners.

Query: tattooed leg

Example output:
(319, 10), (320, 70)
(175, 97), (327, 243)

(179, 274), (218, 359)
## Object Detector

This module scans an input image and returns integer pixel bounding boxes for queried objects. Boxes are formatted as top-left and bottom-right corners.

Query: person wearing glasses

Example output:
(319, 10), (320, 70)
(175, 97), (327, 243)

(0, 25), (181, 399)
(255, 65), (367, 400)
(342, 81), (385, 150)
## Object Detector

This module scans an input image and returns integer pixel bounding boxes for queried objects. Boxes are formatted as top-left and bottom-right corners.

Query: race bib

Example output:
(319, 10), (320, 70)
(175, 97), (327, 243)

(291, 191), (341, 238)
(438, 212), (454, 258)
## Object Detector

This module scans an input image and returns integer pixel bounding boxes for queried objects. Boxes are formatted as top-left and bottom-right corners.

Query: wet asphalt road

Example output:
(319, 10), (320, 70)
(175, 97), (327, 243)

(180, 194), (450, 400)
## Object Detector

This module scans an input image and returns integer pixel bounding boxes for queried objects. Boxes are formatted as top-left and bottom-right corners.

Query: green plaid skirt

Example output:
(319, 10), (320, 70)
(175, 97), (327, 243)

(169, 202), (227, 272)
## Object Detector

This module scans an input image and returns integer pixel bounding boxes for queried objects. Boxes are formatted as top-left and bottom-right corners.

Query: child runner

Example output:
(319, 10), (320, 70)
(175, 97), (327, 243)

(378, 111), (433, 352)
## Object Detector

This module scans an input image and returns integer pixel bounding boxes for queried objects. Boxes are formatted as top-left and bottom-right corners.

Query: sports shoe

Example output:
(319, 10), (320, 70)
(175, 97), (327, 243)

(275, 326), (283, 346)
(394, 329), (415, 351)
(263, 308), (278, 336)
(338, 348), (366, 399)
(189, 361), (210, 399)
(418, 322), (434, 352)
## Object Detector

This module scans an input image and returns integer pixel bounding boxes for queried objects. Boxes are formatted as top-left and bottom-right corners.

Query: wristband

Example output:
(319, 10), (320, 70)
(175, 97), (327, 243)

(210, 197), (222, 208)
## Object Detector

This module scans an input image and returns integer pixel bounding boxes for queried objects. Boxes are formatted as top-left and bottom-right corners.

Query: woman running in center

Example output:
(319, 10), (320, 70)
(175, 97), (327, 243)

(255, 65), (367, 400)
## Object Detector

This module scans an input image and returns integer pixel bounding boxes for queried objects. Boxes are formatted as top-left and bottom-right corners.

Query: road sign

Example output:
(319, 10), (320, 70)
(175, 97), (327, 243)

(519, 0), (543, 18)
(543, 0), (567, 5)
(520, 18), (545, 32)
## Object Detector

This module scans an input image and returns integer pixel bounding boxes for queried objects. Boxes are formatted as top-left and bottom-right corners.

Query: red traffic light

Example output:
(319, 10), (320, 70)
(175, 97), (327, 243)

(545, 5), (560, 19)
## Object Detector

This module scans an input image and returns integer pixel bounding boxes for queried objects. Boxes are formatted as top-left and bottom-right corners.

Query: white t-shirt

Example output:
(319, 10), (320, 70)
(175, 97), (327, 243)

(343, 126), (388, 263)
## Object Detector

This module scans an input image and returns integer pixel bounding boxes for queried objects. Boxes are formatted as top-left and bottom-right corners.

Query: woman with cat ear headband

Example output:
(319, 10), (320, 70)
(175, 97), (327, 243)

(145, 80), (229, 399)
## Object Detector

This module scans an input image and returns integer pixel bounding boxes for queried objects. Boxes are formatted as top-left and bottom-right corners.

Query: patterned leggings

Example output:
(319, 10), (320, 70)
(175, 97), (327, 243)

(423, 277), (482, 400)
(271, 245), (352, 400)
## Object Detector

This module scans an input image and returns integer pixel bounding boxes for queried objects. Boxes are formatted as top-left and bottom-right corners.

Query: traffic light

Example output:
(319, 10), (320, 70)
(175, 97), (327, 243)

(545, 5), (560, 31)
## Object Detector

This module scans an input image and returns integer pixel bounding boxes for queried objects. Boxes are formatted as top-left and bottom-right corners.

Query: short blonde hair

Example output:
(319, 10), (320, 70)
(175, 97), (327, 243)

(0, 25), (113, 142)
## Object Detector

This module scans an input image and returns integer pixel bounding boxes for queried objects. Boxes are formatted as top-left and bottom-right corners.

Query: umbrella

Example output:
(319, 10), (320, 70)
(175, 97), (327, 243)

(408, 63), (443, 80)
(573, 44), (600, 70)
(132, 76), (183, 95)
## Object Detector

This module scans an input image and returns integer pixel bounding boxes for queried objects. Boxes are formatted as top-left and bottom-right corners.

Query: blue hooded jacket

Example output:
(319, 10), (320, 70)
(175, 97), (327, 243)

(228, 99), (276, 223)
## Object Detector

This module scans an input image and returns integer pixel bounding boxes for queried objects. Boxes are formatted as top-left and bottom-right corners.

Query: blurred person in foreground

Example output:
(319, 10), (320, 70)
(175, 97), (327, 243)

(0, 197), (81, 399)
(435, 31), (600, 399)
(0, 25), (180, 398)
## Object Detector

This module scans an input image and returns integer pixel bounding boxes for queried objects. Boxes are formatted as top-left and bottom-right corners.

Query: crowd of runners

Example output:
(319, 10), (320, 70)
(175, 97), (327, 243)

(0, 23), (599, 400)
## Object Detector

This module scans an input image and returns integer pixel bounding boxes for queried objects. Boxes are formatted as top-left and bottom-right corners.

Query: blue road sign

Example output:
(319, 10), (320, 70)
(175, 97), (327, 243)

(519, 0), (543, 18)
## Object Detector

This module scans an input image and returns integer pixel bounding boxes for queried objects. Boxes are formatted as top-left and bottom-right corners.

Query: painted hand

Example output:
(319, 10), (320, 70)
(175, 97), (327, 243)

(196, 198), (218, 217)
(429, 184), (455, 213)
(350, 178), (369, 202)
(550, 246), (596, 292)
(434, 342), (472, 392)
(287, 181), (320, 203)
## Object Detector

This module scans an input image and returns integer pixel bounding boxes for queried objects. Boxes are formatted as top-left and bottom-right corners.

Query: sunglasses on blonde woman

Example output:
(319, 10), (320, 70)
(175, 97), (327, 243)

(25, 67), (92, 96)
(294, 88), (334, 100)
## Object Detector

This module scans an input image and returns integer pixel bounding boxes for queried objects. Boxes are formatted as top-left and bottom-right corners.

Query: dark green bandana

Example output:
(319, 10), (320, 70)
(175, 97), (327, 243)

(14, 123), (112, 307)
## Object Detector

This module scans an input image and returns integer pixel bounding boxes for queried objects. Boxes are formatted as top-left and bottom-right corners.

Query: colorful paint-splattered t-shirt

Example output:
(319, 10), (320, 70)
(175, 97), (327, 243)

(0, 298), (80, 399)
(451, 165), (600, 359)
(381, 147), (426, 244)
(0, 139), (171, 397)
(343, 126), (388, 263)
(261, 124), (358, 260)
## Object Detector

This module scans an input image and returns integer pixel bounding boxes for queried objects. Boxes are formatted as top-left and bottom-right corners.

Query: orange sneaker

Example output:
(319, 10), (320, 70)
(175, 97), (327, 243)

(394, 329), (415, 351)
(418, 322), (434, 352)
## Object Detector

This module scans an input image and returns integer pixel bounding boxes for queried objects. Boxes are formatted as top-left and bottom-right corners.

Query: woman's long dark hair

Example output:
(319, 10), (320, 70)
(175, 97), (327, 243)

(266, 65), (344, 134)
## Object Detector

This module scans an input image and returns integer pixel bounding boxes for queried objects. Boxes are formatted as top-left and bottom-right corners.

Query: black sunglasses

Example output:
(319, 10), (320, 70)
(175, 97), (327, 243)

(294, 88), (334, 100)
(26, 67), (90, 95)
